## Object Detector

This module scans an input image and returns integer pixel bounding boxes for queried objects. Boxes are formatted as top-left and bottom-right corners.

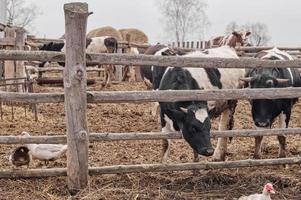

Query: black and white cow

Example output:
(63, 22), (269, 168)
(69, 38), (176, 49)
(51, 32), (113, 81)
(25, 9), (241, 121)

(158, 46), (245, 162)
(38, 36), (118, 87)
(240, 47), (301, 159)
(140, 44), (178, 89)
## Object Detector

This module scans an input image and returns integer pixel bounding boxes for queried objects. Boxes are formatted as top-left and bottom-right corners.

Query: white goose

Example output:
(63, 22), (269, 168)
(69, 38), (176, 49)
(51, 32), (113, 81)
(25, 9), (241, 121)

(21, 132), (67, 166)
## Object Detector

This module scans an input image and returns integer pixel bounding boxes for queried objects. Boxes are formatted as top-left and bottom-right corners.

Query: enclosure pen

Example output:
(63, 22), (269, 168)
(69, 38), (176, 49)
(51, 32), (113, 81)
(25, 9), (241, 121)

(0, 2), (301, 195)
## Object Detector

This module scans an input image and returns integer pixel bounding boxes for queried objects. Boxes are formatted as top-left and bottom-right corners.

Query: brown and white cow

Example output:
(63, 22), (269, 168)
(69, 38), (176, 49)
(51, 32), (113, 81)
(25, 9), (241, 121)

(209, 31), (251, 48)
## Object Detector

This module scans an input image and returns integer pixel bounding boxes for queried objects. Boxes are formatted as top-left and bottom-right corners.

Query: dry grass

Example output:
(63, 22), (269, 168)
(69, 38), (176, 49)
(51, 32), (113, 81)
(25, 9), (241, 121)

(0, 80), (300, 199)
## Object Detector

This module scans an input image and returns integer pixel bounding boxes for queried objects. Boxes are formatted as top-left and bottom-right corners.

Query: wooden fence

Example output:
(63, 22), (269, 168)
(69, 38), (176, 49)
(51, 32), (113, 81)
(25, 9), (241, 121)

(0, 2), (301, 195)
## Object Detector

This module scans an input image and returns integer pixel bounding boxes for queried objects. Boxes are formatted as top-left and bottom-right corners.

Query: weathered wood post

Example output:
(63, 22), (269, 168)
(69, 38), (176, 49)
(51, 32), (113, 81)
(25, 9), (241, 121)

(15, 28), (26, 92)
(64, 2), (89, 194)
(4, 26), (15, 91)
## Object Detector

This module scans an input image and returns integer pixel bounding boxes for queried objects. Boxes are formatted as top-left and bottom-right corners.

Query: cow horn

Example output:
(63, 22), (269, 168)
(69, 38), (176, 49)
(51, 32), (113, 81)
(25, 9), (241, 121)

(239, 77), (252, 82)
(180, 107), (188, 113)
(276, 78), (289, 83)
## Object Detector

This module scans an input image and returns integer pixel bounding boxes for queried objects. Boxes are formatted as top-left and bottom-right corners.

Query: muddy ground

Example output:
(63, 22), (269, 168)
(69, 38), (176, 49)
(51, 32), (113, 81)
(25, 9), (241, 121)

(0, 73), (300, 199)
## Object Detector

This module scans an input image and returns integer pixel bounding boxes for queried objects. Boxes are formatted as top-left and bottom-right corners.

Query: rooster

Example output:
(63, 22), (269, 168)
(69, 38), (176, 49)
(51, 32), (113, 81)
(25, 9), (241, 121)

(238, 183), (275, 200)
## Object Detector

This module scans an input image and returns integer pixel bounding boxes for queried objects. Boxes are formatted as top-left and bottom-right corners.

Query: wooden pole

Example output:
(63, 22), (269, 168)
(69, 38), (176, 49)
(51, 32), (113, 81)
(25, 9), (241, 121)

(15, 28), (26, 92)
(3, 50), (301, 69)
(2, 87), (301, 104)
(4, 27), (15, 91)
(0, 157), (300, 178)
(64, 2), (89, 194)
(191, 41), (194, 48)
(0, 128), (300, 144)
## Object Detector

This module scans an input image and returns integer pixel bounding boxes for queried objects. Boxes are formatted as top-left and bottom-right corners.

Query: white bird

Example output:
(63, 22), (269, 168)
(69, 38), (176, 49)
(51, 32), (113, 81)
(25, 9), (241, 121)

(238, 183), (275, 200)
(21, 132), (67, 166)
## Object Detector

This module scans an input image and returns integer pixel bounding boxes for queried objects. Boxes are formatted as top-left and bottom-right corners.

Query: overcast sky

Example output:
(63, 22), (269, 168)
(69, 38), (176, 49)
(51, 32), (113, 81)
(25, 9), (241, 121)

(26, 0), (301, 47)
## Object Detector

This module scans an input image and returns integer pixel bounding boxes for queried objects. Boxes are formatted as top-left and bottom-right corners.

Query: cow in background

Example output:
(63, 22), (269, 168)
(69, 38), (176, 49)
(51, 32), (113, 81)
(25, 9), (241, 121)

(140, 44), (178, 90)
(240, 48), (301, 159)
(209, 31), (251, 48)
(38, 36), (118, 87)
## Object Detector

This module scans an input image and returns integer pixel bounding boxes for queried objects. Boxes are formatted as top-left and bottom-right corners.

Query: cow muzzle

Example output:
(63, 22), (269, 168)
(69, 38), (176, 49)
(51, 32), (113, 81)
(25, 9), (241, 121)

(198, 147), (214, 157)
(255, 120), (270, 128)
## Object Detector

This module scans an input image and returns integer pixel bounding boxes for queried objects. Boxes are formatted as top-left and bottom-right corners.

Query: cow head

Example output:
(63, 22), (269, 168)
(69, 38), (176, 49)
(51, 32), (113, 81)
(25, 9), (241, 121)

(230, 31), (251, 47)
(240, 71), (289, 128)
(104, 37), (118, 53)
(167, 104), (214, 156)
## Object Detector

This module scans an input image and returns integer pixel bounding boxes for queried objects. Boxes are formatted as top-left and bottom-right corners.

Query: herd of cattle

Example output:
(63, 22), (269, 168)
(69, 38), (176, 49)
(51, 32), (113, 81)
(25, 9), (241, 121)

(36, 30), (301, 163)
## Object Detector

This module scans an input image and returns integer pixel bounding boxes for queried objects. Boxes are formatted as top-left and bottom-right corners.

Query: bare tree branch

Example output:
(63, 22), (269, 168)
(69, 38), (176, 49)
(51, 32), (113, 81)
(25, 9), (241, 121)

(158, 0), (210, 43)
(243, 23), (271, 46)
(6, 0), (40, 31)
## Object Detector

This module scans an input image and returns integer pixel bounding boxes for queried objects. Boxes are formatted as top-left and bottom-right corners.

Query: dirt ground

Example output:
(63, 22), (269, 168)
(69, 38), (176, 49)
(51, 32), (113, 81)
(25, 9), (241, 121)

(0, 74), (301, 199)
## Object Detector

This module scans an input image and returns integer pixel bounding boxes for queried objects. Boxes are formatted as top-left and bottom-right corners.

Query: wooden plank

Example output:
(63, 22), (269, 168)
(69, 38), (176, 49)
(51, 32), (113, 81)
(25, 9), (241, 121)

(27, 38), (64, 44)
(2, 87), (301, 104)
(15, 28), (26, 92)
(236, 46), (301, 52)
(36, 77), (96, 86)
(0, 38), (15, 46)
(87, 88), (301, 103)
(115, 48), (123, 81)
(4, 27), (16, 92)
(0, 128), (300, 144)
(89, 157), (301, 174)
(0, 157), (300, 178)
(64, 2), (89, 193)
(37, 66), (104, 72)
(2, 50), (301, 69)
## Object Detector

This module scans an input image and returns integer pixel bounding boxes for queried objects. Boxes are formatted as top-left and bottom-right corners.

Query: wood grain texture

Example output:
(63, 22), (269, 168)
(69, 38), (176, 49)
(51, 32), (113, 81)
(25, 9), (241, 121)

(64, 2), (89, 194)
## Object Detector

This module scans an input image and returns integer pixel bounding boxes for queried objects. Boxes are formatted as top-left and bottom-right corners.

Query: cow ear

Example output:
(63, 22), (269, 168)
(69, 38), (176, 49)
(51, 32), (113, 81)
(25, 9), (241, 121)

(232, 31), (240, 37)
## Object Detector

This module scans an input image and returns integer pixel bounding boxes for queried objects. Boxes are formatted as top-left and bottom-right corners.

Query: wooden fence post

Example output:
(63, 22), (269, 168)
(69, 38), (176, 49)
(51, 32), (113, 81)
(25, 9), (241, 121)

(15, 28), (26, 92)
(64, 2), (89, 194)
(4, 27), (15, 91)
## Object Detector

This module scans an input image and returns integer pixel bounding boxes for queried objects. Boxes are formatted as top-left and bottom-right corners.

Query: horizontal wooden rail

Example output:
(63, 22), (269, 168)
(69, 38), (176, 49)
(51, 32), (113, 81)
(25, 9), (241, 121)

(26, 38), (301, 53)
(236, 46), (301, 52)
(0, 157), (300, 178)
(1, 128), (300, 144)
(36, 67), (104, 72)
(1, 87), (301, 104)
(88, 88), (301, 103)
(1, 50), (301, 69)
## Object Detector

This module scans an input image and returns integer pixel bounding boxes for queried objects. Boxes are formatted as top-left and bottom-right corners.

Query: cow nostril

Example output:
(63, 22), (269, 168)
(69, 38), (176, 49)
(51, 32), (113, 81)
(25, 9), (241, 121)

(206, 148), (214, 156)
(255, 121), (269, 128)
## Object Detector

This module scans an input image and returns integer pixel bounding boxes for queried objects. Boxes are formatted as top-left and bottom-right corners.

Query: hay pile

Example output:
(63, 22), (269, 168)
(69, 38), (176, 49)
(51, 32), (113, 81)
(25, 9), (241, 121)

(119, 28), (149, 44)
(87, 26), (123, 40)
